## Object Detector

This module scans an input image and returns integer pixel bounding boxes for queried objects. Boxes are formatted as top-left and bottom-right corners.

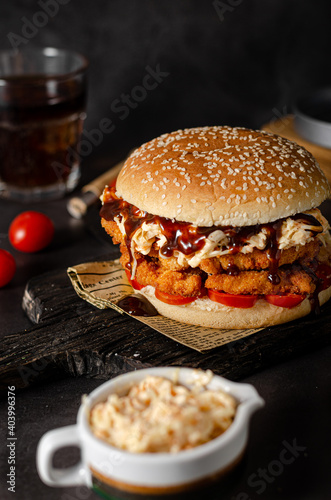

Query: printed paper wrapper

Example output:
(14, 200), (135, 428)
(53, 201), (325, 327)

(67, 260), (264, 353)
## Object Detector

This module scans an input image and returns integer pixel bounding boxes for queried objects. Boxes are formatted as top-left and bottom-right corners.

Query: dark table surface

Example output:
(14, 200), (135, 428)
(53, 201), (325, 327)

(0, 159), (331, 500)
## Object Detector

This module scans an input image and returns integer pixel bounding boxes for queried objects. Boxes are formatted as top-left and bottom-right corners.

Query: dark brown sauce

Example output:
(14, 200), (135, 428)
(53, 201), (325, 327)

(117, 294), (159, 317)
(100, 188), (323, 284)
(226, 262), (240, 276)
(300, 260), (323, 314)
(157, 219), (210, 256)
(264, 221), (283, 285)
(291, 213), (323, 226)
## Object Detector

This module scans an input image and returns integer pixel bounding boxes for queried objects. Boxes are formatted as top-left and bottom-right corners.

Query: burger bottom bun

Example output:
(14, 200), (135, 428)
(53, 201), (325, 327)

(138, 286), (331, 330)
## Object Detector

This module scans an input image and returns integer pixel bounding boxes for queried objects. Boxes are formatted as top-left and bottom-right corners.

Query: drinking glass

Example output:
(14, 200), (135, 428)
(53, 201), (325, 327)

(0, 47), (88, 202)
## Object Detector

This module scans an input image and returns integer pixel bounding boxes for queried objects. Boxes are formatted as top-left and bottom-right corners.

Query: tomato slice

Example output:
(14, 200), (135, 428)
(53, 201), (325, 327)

(125, 269), (144, 291)
(155, 289), (198, 305)
(208, 290), (258, 308)
(265, 294), (305, 308)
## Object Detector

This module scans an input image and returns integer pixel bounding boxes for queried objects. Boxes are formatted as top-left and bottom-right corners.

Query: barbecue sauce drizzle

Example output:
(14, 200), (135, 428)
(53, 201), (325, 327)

(100, 189), (324, 302)
(117, 294), (158, 317)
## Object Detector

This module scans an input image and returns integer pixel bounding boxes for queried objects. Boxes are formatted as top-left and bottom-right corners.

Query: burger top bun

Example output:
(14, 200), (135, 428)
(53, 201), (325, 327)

(116, 126), (330, 227)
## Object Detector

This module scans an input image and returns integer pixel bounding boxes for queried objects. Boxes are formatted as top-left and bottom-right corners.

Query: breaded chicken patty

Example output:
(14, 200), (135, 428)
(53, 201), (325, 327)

(102, 214), (323, 297)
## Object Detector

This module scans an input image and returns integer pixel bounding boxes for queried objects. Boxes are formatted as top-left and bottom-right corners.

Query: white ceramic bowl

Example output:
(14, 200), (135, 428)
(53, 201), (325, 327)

(37, 367), (264, 497)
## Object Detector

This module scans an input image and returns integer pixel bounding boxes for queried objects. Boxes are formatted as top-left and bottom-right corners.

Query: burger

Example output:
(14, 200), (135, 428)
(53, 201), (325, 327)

(100, 126), (331, 329)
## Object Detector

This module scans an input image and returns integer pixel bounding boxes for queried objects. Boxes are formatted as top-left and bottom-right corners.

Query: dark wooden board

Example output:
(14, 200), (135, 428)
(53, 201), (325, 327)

(0, 264), (330, 395)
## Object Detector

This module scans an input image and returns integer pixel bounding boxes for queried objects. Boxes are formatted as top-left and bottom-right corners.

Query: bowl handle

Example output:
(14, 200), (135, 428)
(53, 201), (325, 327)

(36, 425), (88, 487)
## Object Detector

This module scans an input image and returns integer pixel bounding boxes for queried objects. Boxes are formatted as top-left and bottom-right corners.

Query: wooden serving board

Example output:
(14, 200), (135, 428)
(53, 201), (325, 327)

(0, 262), (330, 395)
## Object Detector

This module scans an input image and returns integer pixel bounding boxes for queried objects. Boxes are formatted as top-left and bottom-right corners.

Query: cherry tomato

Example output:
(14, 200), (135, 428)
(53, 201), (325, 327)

(155, 289), (198, 305)
(315, 263), (331, 291)
(208, 289), (258, 308)
(265, 294), (305, 309)
(125, 269), (144, 291)
(9, 211), (54, 253)
(0, 249), (16, 288)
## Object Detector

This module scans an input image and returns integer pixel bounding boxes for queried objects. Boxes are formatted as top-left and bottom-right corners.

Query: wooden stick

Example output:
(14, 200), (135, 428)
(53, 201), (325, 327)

(67, 157), (127, 219)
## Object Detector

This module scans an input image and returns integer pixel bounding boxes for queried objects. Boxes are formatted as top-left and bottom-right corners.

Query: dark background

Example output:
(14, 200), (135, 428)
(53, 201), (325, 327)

(1, 0), (331, 166)
(1, 2), (331, 500)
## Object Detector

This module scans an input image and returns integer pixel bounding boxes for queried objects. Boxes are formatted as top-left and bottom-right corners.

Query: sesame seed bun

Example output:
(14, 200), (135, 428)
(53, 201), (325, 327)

(138, 285), (331, 329)
(116, 126), (330, 227)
